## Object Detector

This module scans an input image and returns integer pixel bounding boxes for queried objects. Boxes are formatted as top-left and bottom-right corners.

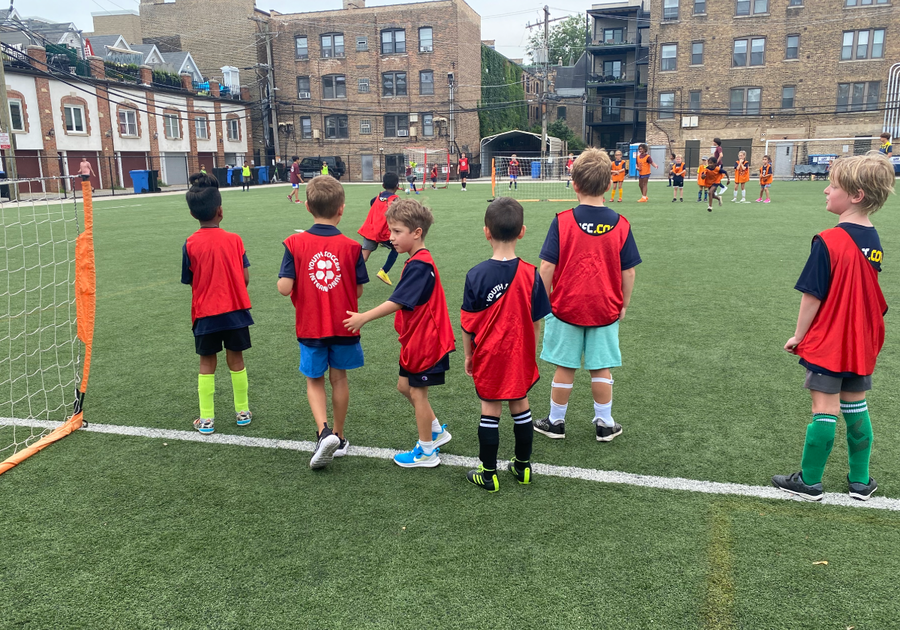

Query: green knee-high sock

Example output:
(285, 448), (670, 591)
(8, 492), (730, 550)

(800, 413), (837, 485)
(230, 368), (249, 412)
(198, 373), (215, 419)
(841, 399), (873, 484)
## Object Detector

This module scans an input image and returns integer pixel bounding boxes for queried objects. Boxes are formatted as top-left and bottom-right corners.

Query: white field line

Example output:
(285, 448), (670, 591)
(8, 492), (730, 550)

(4, 417), (898, 512)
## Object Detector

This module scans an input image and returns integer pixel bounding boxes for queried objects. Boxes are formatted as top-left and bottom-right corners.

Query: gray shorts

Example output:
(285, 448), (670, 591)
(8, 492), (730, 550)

(804, 369), (871, 394)
(361, 237), (379, 251)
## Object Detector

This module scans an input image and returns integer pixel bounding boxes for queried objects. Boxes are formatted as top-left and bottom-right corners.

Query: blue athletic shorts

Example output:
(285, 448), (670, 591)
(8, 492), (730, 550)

(299, 341), (364, 378)
(540, 314), (621, 370)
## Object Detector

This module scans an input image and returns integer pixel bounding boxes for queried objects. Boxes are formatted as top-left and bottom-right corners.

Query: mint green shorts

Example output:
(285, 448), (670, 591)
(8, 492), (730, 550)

(540, 314), (622, 370)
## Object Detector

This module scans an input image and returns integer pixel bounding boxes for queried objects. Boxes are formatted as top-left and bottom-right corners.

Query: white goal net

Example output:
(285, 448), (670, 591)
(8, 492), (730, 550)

(493, 156), (577, 202)
(0, 179), (82, 465)
(403, 148), (451, 189)
(764, 136), (884, 181)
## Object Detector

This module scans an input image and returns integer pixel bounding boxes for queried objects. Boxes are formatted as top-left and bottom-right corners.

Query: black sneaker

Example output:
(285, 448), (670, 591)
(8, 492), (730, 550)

(771, 471), (823, 501)
(466, 465), (499, 492)
(334, 436), (349, 458)
(679, 198), (684, 202)
(533, 416), (565, 439)
(507, 458), (532, 484)
(310, 425), (340, 469)
(848, 475), (877, 501)
(671, 198), (677, 203)
(596, 422), (623, 442)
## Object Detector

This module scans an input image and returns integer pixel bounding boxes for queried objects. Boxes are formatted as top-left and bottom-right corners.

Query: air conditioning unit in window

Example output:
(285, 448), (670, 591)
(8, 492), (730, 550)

(681, 115), (699, 128)
(409, 113), (419, 123)
(299, 91), (311, 99)
(313, 129), (321, 139)
(397, 130), (409, 137)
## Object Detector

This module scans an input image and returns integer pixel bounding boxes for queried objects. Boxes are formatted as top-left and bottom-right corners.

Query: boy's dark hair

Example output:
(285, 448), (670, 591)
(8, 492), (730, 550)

(383, 172), (400, 190)
(706, 157), (717, 165)
(880, 133), (891, 140)
(713, 138), (722, 146)
(306, 175), (345, 218)
(186, 173), (221, 221)
(638, 143), (648, 152)
(292, 155), (299, 162)
(484, 198), (524, 242)
(763, 154), (771, 160)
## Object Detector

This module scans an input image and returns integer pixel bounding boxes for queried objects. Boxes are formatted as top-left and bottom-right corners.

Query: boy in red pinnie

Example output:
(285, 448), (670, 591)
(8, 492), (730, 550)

(461, 198), (551, 491)
(359, 172), (401, 286)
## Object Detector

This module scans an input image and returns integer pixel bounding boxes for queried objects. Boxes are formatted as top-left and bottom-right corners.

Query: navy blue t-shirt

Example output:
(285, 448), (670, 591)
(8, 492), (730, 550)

(278, 223), (369, 347)
(181, 228), (254, 336)
(389, 258), (435, 310)
(461, 259), (551, 325)
(539, 205), (642, 270)
(795, 223), (883, 377)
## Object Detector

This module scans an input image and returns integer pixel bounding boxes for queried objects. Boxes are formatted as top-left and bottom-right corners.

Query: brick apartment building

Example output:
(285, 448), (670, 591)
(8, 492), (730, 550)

(644, 0), (900, 173)
(269, 0), (482, 181)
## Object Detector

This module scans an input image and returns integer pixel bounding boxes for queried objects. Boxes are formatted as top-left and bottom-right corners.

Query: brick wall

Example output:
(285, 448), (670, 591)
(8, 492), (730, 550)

(271, 0), (482, 181)
(89, 13), (143, 45)
(645, 0), (896, 159)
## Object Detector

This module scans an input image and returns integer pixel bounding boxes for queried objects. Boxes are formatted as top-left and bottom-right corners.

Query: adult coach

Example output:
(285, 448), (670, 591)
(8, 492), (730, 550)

(712, 138), (727, 196)
(458, 152), (469, 192)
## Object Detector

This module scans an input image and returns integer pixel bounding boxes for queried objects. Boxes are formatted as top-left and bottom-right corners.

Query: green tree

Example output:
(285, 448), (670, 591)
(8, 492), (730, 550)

(527, 14), (587, 66)
(548, 119), (586, 152)
(479, 44), (527, 137)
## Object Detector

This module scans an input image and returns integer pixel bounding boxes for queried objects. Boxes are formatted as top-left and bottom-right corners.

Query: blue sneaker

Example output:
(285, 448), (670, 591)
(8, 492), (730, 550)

(193, 418), (214, 435)
(394, 442), (441, 468)
(235, 410), (252, 426)
(432, 424), (452, 448)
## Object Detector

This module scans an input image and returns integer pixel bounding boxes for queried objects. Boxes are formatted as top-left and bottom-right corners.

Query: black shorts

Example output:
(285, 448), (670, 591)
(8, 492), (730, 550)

(459, 170), (469, 179)
(672, 176), (684, 187)
(80, 174), (91, 181)
(400, 354), (450, 388)
(195, 326), (252, 355)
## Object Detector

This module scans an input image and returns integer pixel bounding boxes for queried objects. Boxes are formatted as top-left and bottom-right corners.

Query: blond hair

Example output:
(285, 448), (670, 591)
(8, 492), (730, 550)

(570, 148), (612, 197)
(828, 151), (895, 214)
(306, 175), (345, 218)
(385, 198), (435, 238)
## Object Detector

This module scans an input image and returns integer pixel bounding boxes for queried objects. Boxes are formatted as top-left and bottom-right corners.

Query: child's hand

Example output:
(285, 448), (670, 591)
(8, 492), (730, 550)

(343, 311), (368, 333)
(784, 336), (802, 354)
(619, 306), (627, 321)
(465, 355), (474, 377)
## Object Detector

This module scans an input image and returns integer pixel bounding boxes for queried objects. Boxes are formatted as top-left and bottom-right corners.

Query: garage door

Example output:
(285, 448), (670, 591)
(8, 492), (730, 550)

(120, 152), (149, 188)
(162, 153), (189, 186)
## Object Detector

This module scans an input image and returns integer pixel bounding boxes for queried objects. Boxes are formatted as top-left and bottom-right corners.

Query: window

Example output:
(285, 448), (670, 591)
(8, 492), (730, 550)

(837, 81), (880, 112)
(384, 113), (409, 137)
(691, 41), (704, 65)
(422, 113), (434, 137)
(694, 0), (707, 13)
(789, 0), (803, 4)
(688, 90), (701, 113)
(295, 36), (308, 59)
(663, 0), (679, 20)
(64, 104), (85, 133)
(227, 119), (239, 141)
(360, 118), (372, 135)
(781, 86), (796, 109)
(419, 27), (433, 52)
(325, 115), (348, 139)
(736, 0), (768, 15)
(321, 33), (344, 58)
(557, 106), (567, 120)
(382, 72), (407, 97)
(733, 38), (765, 66)
(358, 78), (370, 93)
(603, 97), (622, 122)
(298, 76), (311, 99)
(381, 29), (406, 54)
(164, 113), (180, 139)
(322, 75), (346, 99)
(118, 109), (137, 136)
(730, 87), (762, 115)
(785, 35), (799, 59)
(602, 60), (623, 78)
(300, 116), (312, 139)
(661, 44), (677, 71)
(194, 117), (208, 140)
(845, 0), (890, 5)
(659, 92), (675, 119)
(842, 29), (885, 60)
(9, 99), (24, 131)
(356, 36), (368, 52)
(603, 28), (624, 44)
(420, 70), (434, 95)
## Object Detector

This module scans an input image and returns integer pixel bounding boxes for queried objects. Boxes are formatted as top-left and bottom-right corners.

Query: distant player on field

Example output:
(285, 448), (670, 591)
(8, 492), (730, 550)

(534, 148), (641, 443)
(879, 132), (892, 158)
(430, 163), (438, 189)
(405, 161), (419, 195)
(701, 157), (729, 212)
(774, 152), (893, 502)
(507, 154), (520, 190)
(565, 153), (574, 188)
(278, 176), (369, 469)
(458, 153), (470, 192)
(461, 198), (551, 492)
(635, 143), (657, 202)
(757, 155), (773, 203)
(696, 157), (708, 203)
(610, 150), (626, 203)
(181, 173), (253, 435)
(732, 151), (750, 203)
(288, 155), (304, 203)
(670, 155), (685, 202)
(359, 172), (401, 286)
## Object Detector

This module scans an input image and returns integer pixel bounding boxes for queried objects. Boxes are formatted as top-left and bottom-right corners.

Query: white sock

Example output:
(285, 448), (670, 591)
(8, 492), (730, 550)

(418, 439), (436, 455)
(741, 190), (746, 199)
(549, 400), (568, 424)
(594, 400), (614, 427)
(431, 418), (441, 433)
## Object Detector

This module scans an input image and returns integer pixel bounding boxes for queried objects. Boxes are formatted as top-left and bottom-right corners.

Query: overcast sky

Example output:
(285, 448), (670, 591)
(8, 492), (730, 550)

(27, 0), (589, 61)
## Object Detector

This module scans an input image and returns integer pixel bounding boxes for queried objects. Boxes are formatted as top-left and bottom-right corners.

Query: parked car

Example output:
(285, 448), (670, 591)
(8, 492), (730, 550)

(299, 156), (346, 180)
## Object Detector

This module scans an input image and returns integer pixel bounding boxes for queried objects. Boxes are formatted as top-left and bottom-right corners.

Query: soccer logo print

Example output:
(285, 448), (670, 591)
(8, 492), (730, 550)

(308, 251), (342, 292)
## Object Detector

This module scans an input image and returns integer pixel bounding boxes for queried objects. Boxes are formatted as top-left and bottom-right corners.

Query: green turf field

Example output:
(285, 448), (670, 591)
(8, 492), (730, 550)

(3, 179), (900, 629)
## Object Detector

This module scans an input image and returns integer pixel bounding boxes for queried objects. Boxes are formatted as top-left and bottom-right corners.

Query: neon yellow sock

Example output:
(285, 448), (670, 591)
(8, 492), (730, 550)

(198, 373), (215, 419)
(230, 368), (249, 412)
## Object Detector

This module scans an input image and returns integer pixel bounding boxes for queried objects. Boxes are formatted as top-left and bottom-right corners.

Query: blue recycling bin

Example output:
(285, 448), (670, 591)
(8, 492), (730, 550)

(229, 168), (242, 185)
(531, 160), (541, 179)
(628, 143), (640, 177)
(257, 166), (269, 184)
(130, 170), (150, 194)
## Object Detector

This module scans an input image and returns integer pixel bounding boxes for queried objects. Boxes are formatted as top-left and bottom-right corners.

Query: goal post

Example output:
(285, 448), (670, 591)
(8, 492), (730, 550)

(492, 155), (577, 203)
(402, 147), (451, 189)
(764, 136), (883, 180)
(0, 178), (96, 476)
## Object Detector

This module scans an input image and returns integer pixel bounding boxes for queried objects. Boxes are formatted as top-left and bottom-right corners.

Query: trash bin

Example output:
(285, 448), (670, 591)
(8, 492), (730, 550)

(0, 171), (8, 198)
(469, 163), (482, 179)
(148, 169), (160, 192)
(257, 166), (269, 184)
(211, 167), (228, 186)
(252, 166), (263, 184)
(130, 170), (150, 194)
(531, 161), (541, 179)
(230, 168), (243, 185)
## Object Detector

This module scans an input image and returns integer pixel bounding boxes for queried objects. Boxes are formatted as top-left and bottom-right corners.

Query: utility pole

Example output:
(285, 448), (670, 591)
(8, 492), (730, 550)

(448, 71), (454, 154)
(249, 16), (279, 164)
(0, 43), (19, 200)
(542, 6), (549, 162)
